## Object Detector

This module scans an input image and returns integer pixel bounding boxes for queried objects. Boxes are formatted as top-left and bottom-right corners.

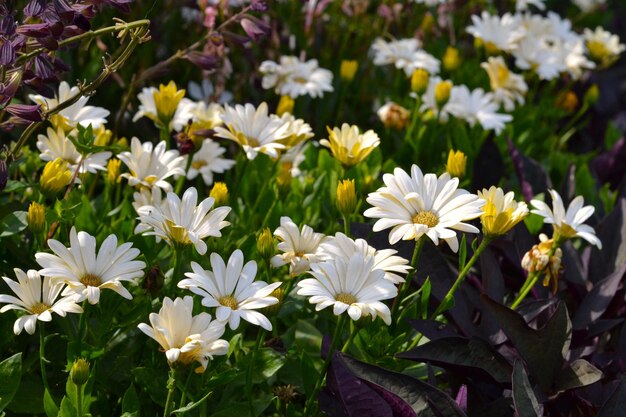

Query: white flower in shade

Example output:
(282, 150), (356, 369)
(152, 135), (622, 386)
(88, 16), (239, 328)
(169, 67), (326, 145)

(446, 86), (513, 134)
(274, 113), (314, 149)
(260, 56), (334, 99)
(466, 12), (524, 53)
(214, 102), (289, 160)
(319, 123), (381, 167)
(178, 250), (281, 331)
(364, 165), (484, 252)
(277, 143), (307, 185)
(297, 253), (397, 325)
(118, 137), (187, 192)
(187, 139), (235, 185)
(318, 233), (411, 284)
(584, 27), (625, 67)
(36, 127), (112, 174)
(35, 227), (146, 305)
(172, 99), (224, 134)
(371, 38), (440, 76)
(29, 81), (109, 130)
(515, 0), (545, 10)
(135, 187), (231, 255)
(0, 269), (83, 335)
(132, 87), (158, 122)
(530, 189), (602, 249)
(573, 0), (605, 12)
(137, 296), (229, 373)
(271, 216), (327, 276)
(513, 37), (563, 80)
(481, 57), (528, 112)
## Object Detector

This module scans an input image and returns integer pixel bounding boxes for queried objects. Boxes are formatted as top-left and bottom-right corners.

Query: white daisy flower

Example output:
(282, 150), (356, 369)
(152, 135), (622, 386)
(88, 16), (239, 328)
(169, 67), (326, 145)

(364, 165), (485, 252)
(187, 139), (235, 186)
(271, 216), (327, 276)
(274, 113), (314, 149)
(584, 27), (625, 67)
(466, 11), (524, 53)
(137, 296), (229, 373)
(178, 250), (281, 331)
(371, 37), (440, 76)
(530, 189), (602, 249)
(134, 186), (231, 255)
(214, 102), (289, 160)
(36, 227), (146, 305)
(118, 137), (187, 192)
(260, 56), (334, 99)
(319, 123), (381, 167)
(132, 187), (163, 214)
(29, 81), (109, 130)
(0, 268), (83, 335)
(297, 252), (398, 325)
(36, 127), (112, 174)
(419, 76), (454, 121)
(446, 85), (513, 134)
(318, 233), (411, 284)
(172, 99), (224, 134)
(480, 57), (528, 112)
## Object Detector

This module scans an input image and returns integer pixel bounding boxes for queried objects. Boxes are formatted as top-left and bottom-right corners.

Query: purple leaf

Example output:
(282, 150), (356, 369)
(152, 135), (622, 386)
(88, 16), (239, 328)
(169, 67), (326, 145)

(512, 360), (543, 417)
(572, 264), (626, 330)
(597, 381), (626, 417)
(588, 199), (626, 283)
(591, 137), (626, 189)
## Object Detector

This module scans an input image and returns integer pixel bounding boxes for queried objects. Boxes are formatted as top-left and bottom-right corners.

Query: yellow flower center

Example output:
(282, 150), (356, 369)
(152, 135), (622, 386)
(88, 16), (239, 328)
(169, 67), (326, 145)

(144, 175), (158, 185)
(166, 220), (191, 245)
(30, 302), (51, 315)
(412, 211), (439, 228)
(336, 292), (357, 305)
(557, 223), (578, 239)
(587, 40), (610, 61)
(80, 273), (102, 287)
(293, 77), (308, 84)
(218, 295), (238, 310)
(191, 160), (207, 170)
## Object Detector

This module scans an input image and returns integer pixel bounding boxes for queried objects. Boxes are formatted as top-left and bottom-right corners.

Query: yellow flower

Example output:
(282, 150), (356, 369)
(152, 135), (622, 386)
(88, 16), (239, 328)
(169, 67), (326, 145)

(340, 60), (358, 82)
(336, 179), (357, 216)
(210, 182), (229, 206)
(319, 124), (380, 167)
(94, 125), (113, 147)
(27, 202), (46, 234)
(445, 150), (467, 178)
(411, 69), (429, 94)
(40, 158), (72, 196)
(443, 47), (461, 71)
(477, 186), (529, 237)
(153, 81), (185, 125)
(106, 159), (122, 185)
(434, 81), (453, 107)
(276, 95), (295, 116)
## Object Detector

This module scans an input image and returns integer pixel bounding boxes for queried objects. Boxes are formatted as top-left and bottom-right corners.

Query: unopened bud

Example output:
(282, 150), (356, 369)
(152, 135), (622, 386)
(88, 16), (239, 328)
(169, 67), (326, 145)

(443, 46), (461, 72)
(209, 182), (228, 206)
(257, 228), (275, 260)
(276, 95), (294, 116)
(584, 84), (599, 106)
(445, 150), (467, 179)
(336, 179), (357, 216)
(106, 159), (121, 185)
(27, 202), (46, 234)
(411, 69), (429, 94)
(340, 60), (358, 82)
(70, 358), (90, 386)
(434, 81), (452, 107)
(40, 158), (71, 197)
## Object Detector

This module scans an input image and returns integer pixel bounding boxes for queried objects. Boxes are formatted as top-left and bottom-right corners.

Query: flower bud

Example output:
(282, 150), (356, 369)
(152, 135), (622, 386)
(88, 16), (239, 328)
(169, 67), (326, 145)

(143, 265), (164, 297)
(263, 287), (284, 316)
(257, 227), (275, 260)
(40, 158), (71, 197)
(584, 84), (599, 106)
(27, 202), (46, 234)
(276, 95), (294, 116)
(340, 60), (358, 82)
(209, 182), (228, 206)
(445, 150), (467, 179)
(443, 46), (461, 72)
(106, 159), (121, 185)
(434, 81), (452, 107)
(411, 69), (429, 94)
(336, 179), (357, 216)
(70, 358), (90, 386)
(419, 12), (434, 33)
(93, 125), (113, 147)
(555, 91), (578, 113)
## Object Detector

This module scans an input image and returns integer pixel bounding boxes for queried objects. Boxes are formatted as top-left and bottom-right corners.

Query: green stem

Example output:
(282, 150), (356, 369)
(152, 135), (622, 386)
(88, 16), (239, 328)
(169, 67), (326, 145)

(163, 368), (177, 417)
(76, 385), (83, 417)
(246, 331), (266, 417)
(179, 370), (193, 410)
(431, 236), (492, 318)
(342, 214), (350, 237)
(170, 247), (184, 295)
(510, 272), (540, 310)
(76, 301), (87, 356)
(391, 236), (426, 322)
(341, 320), (358, 353)
(39, 322), (51, 393)
(304, 315), (347, 416)
(175, 152), (193, 195)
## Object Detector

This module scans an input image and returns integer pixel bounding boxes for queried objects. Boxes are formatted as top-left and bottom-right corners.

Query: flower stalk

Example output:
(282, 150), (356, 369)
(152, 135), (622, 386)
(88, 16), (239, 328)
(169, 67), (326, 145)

(391, 236), (426, 322)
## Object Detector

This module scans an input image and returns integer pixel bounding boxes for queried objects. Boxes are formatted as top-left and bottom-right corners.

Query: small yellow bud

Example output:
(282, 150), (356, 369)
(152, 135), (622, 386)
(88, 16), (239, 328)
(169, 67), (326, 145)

(555, 91), (579, 113)
(106, 159), (121, 185)
(411, 69), (429, 94)
(153, 81), (185, 128)
(445, 150), (467, 179)
(434, 81), (453, 107)
(276, 162), (293, 190)
(584, 84), (599, 105)
(27, 202), (46, 234)
(340, 60), (358, 82)
(40, 158), (72, 196)
(420, 12), (435, 33)
(70, 358), (90, 386)
(257, 228), (275, 260)
(209, 182), (229, 206)
(116, 137), (129, 148)
(93, 125), (113, 147)
(276, 95), (295, 116)
(336, 179), (357, 216)
(443, 46), (461, 72)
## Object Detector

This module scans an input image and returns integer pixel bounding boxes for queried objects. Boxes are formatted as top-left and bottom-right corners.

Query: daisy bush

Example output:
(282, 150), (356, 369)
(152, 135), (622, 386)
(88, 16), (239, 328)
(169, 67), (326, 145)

(0, 0), (625, 416)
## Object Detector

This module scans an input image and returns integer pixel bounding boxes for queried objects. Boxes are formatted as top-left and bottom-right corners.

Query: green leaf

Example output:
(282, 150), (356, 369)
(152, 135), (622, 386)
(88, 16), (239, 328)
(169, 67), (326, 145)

(512, 360), (543, 417)
(553, 359), (603, 393)
(44, 389), (59, 417)
(458, 235), (467, 271)
(397, 337), (512, 384)
(481, 296), (570, 394)
(0, 212), (28, 238)
(172, 391), (212, 414)
(294, 319), (323, 355)
(0, 353), (22, 411)
(120, 384), (139, 417)
(6, 375), (44, 414)
(132, 367), (166, 407)
(420, 278), (431, 320)
(301, 353), (318, 396)
(58, 396), (77, 417)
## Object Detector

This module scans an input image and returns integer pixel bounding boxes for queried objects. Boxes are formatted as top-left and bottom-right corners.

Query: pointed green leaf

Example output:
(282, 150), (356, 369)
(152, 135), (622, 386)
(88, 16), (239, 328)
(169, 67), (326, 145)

(0, 353), (22, 411)
(43, 389), (59, 417)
